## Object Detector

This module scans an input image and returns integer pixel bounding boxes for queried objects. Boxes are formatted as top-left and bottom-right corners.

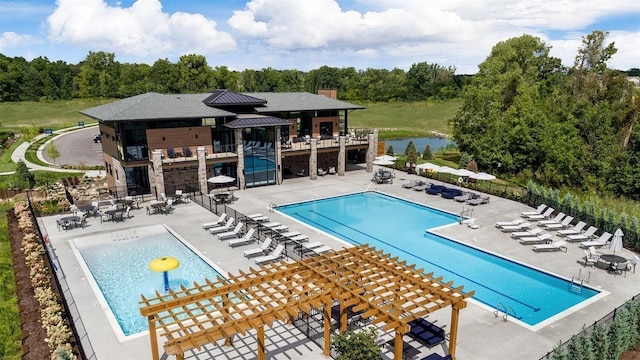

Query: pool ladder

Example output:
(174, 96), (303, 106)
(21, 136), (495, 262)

(494, 302), (516, 322)
(269, 202), (277, 212)
(570, 276), (585, 294)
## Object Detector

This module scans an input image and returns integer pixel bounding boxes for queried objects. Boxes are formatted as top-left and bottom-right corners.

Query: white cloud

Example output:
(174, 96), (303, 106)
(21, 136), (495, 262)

(0, 32), (34, 51)
(227, 0), (639, 72)
(46, 0), (236, 60)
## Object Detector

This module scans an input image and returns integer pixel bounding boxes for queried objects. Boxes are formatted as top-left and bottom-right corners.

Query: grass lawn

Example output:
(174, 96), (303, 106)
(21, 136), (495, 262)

(0, 98), (111, 132)
(348, 99), (462, 139)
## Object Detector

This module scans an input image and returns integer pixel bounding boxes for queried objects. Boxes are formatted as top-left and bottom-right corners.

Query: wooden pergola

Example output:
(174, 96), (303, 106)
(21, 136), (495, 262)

(139, 245), (474, 360)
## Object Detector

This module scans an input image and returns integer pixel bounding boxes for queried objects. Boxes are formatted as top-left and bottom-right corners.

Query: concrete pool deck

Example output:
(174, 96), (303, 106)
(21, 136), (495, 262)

(40, 166), (640, 360)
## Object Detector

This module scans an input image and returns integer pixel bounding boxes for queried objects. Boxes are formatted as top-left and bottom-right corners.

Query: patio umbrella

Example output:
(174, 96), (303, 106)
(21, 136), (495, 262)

(453, 169), (475, 177)
(375, 155), (397, 162)
(469, 172), (497, 191)
(372, 159), (394, 166)
(609, 228), (624, 255)
(207, 175), (236, 190)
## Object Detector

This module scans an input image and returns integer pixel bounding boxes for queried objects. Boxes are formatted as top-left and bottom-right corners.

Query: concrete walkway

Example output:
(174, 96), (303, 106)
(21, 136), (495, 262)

(40, 168), (640, 360)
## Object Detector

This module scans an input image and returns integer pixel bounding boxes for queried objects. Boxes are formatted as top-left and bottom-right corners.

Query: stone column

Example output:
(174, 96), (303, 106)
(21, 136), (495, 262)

(151, 150), (165, 200)
(310, 138), (318, 180)
(197, 146), (207, 195)
(338, 136), (346, 176)
(366, 132), (376, 173)
(275, 127), (283, 185)
(235, 128), (246, 190)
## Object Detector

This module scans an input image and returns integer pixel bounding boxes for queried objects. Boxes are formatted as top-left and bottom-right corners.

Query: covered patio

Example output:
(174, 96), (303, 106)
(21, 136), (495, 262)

(139, 245), (473, 360)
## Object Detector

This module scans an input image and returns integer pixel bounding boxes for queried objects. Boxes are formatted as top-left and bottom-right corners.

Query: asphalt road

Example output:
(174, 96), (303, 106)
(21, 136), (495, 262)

(43, 127), (104, 167)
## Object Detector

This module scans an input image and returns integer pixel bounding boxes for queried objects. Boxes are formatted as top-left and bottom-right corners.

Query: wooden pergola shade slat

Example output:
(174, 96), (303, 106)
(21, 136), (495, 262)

(140, 245), (474, 360)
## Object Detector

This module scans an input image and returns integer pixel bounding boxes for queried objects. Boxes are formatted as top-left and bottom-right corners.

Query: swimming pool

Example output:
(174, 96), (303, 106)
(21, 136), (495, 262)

(71, 225), (225, 338)
(276, 192), (601, 329)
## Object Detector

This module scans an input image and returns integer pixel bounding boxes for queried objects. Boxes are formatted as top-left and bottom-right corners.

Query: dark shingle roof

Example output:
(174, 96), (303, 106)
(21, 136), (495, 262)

(203, 90), (267, 106)
(80, 92), (235, 121)
(245, 92), (364, 112)
(225, 115), (292, 129)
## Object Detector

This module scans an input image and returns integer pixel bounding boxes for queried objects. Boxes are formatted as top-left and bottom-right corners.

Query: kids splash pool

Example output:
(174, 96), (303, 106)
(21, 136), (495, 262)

(71, 225), (225, 338)
(276, 191), (601, 329)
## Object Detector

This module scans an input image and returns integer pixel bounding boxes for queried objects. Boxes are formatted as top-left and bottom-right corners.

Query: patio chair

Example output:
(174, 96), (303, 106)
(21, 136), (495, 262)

(532, 240), (568, 252)
(608, 261), (629, 276)
(583, 249), (598, 267)
(557, 221), (587, 237)
(579, 232), (612, 248)
(167, 148), (176, 158)
(217, 222), (244, 240)
(296, 169), (306, 176)
(183, 147), (192, 157)
(318, 168), (327, 176)
(243, 237), (273, 258)
(420, 354), (452, 360)
(202, 214), (228, 229)
(521, 204), (547, 217)
(227, 228), (257, 247)
(519, 233), (553, 245)
(255, 244), (285, 265)
(328, 166), (336, 175)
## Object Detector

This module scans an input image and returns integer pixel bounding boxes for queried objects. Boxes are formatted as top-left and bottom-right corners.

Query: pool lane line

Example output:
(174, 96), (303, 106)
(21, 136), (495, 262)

(297, 209), (537, 315)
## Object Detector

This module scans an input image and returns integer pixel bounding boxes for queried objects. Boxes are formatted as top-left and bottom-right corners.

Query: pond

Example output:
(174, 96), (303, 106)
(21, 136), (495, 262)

(382, 137), (454, 153)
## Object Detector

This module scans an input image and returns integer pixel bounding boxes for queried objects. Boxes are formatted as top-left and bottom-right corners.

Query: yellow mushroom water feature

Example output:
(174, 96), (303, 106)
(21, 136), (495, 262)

(149, 256), (180, 292)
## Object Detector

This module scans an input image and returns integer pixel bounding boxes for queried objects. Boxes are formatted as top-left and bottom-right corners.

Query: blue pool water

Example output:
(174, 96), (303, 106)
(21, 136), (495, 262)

(74, 227), (223, 336)
(276, 192), (599, 327)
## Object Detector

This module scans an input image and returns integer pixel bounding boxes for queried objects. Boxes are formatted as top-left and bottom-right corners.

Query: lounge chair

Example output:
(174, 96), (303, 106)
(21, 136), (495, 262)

(579, 232), (612, 248)
(566, 226), (598, 243)
(243, 237), (273, 258)
(208, 217), (235, 234)
(511, 227), (544, 239)
(524, 207), (554, 220)
(467, 195), (490, 205)
(246, 213), (269, 223)
(183, 147), (192, 157)
(402, 180), (419, 189)
(557, 221), (587, 237)
(311, 245), (333, 255)
(202, 213), (228, 229)
(454, 192), (474, 203)
(217, 222), (244, 240)
(521, 204), (547, 217)
(227, 228), (257, 247)
(255, 244), (285, 265)
(495, 218), (525, 227)
(543, 216), (574, 230)
(420, 354), (452, 360)
(500, 222), (531, 232)
(328, 167), (336, 175)
(167, 148), (176, 158)
(537, 212), (566, 226)
(296, 169), (306, 176)
(317, 168), (328, 176)
(519, 233), (553, 245)
(533, 240), (568, 252)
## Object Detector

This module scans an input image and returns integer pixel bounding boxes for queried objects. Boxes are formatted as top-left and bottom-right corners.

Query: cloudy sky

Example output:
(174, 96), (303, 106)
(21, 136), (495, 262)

(0, 0), (638, 74)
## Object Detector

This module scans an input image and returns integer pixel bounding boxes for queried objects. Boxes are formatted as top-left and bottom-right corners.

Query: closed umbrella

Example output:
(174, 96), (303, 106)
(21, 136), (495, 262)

(609, 228), (624, 255)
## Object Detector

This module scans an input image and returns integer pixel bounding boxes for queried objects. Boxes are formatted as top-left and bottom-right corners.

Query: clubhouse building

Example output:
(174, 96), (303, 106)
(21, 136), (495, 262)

(81, 90), (376, 197)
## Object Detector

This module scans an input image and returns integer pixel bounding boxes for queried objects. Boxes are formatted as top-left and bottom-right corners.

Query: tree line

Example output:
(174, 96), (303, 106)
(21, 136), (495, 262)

(451, 31), (639, 200)
(0, 52), (471, 102)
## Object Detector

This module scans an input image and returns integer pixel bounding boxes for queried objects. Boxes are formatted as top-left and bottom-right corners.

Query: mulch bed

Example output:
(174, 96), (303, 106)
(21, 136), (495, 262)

(8, 209), (50, 360)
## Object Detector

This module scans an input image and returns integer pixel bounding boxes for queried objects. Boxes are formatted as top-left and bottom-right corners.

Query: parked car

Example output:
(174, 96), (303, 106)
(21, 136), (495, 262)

(93, 134), (101, 143)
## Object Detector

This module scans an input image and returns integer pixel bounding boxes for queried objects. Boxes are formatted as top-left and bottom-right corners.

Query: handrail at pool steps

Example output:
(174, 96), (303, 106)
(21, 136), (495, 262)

(494, 302), (517, 321)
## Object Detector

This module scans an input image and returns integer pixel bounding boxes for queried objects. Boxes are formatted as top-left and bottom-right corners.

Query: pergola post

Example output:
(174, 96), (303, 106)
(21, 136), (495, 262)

(393, 331), (403, 360)
(339, 303), (348, 333)
(449, 304), (462, 359)
(148, 316), (159, 360)
(323, 301), (331, 356)
(257, 325), (266, 360)
(223, 294), (233, 346)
